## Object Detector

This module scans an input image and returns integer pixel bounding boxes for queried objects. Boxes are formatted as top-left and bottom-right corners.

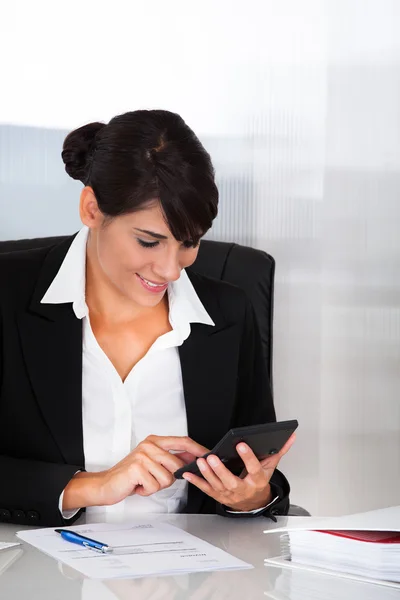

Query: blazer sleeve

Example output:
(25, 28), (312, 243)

(0, 308), (84, 527)
(216, 294), (291, 519)
(0, 456), (84, 526)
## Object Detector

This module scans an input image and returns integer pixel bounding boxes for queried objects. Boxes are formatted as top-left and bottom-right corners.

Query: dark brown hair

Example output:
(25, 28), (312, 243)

(62, 110), (218, 243)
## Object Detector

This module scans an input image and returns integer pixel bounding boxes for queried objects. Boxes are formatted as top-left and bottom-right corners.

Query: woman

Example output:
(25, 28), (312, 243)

(0, 110), (294, 527)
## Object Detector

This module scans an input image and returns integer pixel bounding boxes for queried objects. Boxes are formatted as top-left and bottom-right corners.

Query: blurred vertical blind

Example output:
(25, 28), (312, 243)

(0, 0), (399, 515)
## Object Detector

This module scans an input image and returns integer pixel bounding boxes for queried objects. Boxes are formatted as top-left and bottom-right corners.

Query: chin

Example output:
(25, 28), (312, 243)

(130, 290), (167, 308)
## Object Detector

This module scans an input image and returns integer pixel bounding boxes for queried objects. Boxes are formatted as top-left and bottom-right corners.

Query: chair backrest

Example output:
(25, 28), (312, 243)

(0, 235), (275, 386)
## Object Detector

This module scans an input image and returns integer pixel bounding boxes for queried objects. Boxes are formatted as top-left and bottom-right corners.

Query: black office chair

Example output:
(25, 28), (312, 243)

(192, 241), (309, 517)
(0, 234), (309, 516)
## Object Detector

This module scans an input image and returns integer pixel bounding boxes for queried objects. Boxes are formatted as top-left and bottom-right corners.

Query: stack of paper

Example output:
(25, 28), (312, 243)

(285, 529), (400, 583)
(264, 505), (400, 589)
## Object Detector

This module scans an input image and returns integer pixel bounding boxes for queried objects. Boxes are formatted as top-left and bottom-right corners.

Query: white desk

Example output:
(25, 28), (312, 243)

(0, 515), (397, 599)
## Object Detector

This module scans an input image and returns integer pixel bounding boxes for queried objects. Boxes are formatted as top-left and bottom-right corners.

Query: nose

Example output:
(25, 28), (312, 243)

(152, 247), (181, 282)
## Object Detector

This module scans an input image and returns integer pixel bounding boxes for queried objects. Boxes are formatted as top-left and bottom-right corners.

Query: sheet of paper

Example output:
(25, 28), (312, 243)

(263, 505), (400, 534)
(17, 521), (253, 580)
(262, 516), (324, 533)
(264, 555), (400, 590)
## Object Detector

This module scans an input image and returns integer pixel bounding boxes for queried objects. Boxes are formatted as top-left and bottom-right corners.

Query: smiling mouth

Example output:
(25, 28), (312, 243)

(136, 273), (169, 291)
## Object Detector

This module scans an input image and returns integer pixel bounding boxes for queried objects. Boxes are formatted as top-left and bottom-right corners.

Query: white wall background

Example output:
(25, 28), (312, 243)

(1, 0), (399, 515)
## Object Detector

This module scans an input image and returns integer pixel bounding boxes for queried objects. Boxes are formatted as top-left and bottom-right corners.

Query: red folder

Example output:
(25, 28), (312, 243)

(316, 530), (400, 544)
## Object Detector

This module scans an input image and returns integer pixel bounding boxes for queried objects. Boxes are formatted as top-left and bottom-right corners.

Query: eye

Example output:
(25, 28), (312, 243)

(137, 238), (159, 249)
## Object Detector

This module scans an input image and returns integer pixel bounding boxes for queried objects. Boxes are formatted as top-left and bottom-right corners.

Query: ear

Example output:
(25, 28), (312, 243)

(79, 186), (103, 228)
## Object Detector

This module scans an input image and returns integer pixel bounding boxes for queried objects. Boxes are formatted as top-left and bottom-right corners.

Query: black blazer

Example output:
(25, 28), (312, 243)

(0, 235), (290, 527)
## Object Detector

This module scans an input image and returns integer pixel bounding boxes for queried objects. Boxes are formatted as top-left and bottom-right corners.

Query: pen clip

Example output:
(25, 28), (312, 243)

(83, 542), (110, 554)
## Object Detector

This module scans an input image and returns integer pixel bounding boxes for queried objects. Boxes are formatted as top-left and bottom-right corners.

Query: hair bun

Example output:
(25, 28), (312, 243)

(62, 122), (106, 183)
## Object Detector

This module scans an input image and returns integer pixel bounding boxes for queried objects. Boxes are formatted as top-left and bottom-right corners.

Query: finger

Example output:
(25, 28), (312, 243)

(204, 455), (242, 490)
(259, 432), (296, 470)
(139, 455), (181, 489)
(196, 457), (226, 492)
(131, 464), (162, 496)
(147, 435), (209, 457)
(236, 443), (265, 477)
(182, 471), (217, 498)
(259, 454), (280, 471)
(135, 446), (187, 474)
(173, 451), (201, 465)
(278, 432), (296, 457)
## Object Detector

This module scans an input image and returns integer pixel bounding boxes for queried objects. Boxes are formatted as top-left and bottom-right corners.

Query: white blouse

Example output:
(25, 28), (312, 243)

(41, 227), (215, 519)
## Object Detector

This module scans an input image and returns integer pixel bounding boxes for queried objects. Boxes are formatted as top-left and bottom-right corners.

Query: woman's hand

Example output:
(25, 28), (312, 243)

(63, 435), (208, 511)
(182, 433), (295, 512)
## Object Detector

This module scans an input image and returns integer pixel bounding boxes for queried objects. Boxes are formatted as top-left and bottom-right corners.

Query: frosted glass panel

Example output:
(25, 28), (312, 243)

(1, 0), (399, 515)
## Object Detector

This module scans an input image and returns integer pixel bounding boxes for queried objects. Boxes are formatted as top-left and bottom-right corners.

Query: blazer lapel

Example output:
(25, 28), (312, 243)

(179, 272), (240, 513)
(17, 236), (84, 467)
(179, 323), (237, 451)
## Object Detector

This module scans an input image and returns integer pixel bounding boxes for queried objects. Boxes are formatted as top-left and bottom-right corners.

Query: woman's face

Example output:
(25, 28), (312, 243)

(83, 197), (201, 309)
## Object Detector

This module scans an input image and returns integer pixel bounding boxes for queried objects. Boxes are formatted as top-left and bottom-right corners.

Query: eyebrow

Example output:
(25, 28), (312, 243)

(134, 228), (169, 240)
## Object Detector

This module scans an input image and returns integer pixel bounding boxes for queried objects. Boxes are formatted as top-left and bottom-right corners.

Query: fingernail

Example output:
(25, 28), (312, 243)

(239, 444), (248, 453)
(208, 456), (218, 467)
(197, 459), (206, 470)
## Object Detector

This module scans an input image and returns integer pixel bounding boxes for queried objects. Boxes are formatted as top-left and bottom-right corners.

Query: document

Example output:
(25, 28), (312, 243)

(17, 521), (252, 580)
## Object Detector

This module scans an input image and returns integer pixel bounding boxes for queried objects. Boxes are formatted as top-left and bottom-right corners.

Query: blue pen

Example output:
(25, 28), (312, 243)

(55, 529), (112, 553)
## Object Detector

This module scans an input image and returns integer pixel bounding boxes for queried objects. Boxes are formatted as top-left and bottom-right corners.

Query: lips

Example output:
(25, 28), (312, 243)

(136, 273), (169, 293)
